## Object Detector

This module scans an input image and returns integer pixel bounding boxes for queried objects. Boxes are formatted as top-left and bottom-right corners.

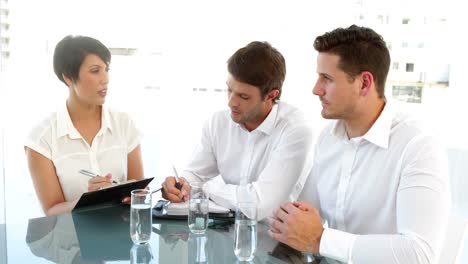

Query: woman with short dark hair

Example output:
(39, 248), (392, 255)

(25, 35), (144, 216)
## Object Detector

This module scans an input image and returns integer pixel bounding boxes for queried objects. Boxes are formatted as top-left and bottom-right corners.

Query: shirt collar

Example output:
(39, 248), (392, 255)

(252, 103), (279, 135)
(362, 102), (392, 149)
(57, 102), (113, 139)
(330, 102), (393, 149)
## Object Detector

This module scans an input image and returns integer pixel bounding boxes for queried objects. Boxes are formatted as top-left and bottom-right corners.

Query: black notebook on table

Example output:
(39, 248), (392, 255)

(152, 199), (235, 220)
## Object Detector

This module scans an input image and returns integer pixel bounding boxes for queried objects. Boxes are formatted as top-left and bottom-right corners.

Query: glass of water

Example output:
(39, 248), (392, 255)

(130, 243), (153, 264)
(234, 202), (257, 262)
(188, 182), (209, 234)
(130, 189), (152, 244)
(188, 233), (208, 263)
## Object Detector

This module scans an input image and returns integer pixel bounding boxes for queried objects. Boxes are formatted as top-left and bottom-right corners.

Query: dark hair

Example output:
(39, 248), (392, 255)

(53, 35), (111, 85)
(314, 25), (390, 98)
(227, 41), (286, 103)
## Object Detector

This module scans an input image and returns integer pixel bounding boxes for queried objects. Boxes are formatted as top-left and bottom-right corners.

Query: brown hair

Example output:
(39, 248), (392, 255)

(314, 25), (390, 98)
(227, 41), (286, 103)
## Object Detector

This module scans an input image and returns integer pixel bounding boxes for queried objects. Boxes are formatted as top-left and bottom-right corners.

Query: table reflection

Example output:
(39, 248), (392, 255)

(26, 205), (133, 263)
(26, 214), (99, 264)
(23, 205), (319, 263)
(130, 243), (153, 264)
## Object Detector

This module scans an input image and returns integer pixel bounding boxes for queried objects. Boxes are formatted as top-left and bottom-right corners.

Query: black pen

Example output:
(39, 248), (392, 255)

(172, 165), (185, 202)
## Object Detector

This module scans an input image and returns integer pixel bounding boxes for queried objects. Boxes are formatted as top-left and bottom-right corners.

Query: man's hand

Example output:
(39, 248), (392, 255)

(87, 173), (113, 191)
(161, 176), (190, 202)
(268, 201), (324, 254)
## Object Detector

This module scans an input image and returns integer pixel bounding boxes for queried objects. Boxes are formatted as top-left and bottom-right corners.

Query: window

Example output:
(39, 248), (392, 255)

(392, 62), (399, 70)
(402, 42), (408, 48)
(402, 18), (410, 24)
(377, 15), (384, 24)
(406, 63), (414, 72)
(0, 23), (9, 31)
(0, 37), (8, 45)
(392, 85), (422, 103)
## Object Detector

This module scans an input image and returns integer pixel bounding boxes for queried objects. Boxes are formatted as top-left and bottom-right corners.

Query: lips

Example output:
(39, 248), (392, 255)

(98, 89), (107, 97)
(319, 97), (328, 105)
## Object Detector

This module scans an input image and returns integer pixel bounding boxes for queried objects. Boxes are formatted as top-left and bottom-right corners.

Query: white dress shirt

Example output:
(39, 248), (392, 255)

(300, 102), (450, 264)
(182, 101), (315, 220)
(25, 103), (141, 201)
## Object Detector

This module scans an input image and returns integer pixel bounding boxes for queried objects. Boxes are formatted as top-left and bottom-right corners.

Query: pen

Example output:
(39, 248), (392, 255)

(78, 169), (118, 184)
(152, 187), (162, 194)
(172, 165), (185, 202)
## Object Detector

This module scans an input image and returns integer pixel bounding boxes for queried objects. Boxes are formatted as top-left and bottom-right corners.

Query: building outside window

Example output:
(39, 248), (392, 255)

(406, 63), (415, 72)
(392, 85), (422, 103)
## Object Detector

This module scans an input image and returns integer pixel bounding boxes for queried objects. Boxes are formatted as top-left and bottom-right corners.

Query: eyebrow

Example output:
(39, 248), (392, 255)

(319, 72), (333, 79)
(226, 85), (251, 97)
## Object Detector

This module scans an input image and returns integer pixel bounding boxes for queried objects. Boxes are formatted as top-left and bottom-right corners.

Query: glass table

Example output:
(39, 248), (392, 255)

(0, 205), (318, 263)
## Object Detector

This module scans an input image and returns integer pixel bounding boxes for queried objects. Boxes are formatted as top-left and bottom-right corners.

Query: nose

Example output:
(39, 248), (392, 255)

(312, 80), (323, 97)
(101, 71), (109, 85)
(228, 93), (239, 108)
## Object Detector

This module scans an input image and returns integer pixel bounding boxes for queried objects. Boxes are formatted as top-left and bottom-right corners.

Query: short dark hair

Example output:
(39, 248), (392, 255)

(53, 35), (111, 85)
(227, 41), (286, 103)
(313, 25), (390, 98)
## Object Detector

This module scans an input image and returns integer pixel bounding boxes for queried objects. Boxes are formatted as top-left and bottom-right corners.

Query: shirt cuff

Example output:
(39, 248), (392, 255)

(202, 176), (225, 196)
(319, 228), (358, 263)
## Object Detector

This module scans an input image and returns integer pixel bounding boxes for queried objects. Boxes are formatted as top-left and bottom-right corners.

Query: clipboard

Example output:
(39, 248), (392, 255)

(72, 177), (154, 212)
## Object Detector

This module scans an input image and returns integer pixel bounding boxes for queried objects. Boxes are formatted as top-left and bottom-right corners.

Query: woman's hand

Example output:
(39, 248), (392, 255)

(87, 173), (114, 191)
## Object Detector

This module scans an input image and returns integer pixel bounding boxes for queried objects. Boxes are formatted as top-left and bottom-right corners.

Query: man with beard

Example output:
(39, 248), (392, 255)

(162, 41), (314, 220)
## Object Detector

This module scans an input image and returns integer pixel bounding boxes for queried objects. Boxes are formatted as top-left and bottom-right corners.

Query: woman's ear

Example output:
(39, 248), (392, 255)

(62, 73), (73, 87)
(359, 71), (374, 97)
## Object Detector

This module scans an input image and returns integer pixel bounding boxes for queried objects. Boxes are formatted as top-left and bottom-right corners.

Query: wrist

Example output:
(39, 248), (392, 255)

(312, 226), (324, 254)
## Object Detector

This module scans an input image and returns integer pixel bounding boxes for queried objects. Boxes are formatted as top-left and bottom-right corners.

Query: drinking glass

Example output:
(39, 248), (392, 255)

(234, 202), (257, 261)
(130, 189), (152, 244)
(188, 182), (209, 234)
(188, 233), (208, 263)
(130, 243), (153, 264)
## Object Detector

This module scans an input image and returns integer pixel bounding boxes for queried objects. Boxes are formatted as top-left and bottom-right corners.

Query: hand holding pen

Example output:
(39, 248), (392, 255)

(79, 169), (117, 192)
(161, 166), (190, 203)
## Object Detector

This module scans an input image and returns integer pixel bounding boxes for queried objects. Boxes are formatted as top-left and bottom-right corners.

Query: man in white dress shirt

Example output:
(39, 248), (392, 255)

(162, 41), (314, 220)
(269, 25), (450, 263)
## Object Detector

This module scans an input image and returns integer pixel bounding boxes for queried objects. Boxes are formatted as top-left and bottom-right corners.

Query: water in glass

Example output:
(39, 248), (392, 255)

(234, 218), (257, 261)
(188, 197), (209, 234)
(130, 189), (152, 244)
(130, 243), (153, 264)
(130, 203), (152, 244)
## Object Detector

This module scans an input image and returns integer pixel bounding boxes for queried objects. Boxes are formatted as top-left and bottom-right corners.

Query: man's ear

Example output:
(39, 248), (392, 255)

(62, 73), (73, 87)
(359, 71), (374, 97)
(266, 89), (280, 102)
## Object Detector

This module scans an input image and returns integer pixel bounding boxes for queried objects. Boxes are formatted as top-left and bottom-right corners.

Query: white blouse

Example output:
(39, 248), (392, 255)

(25, 103), (141, 201)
